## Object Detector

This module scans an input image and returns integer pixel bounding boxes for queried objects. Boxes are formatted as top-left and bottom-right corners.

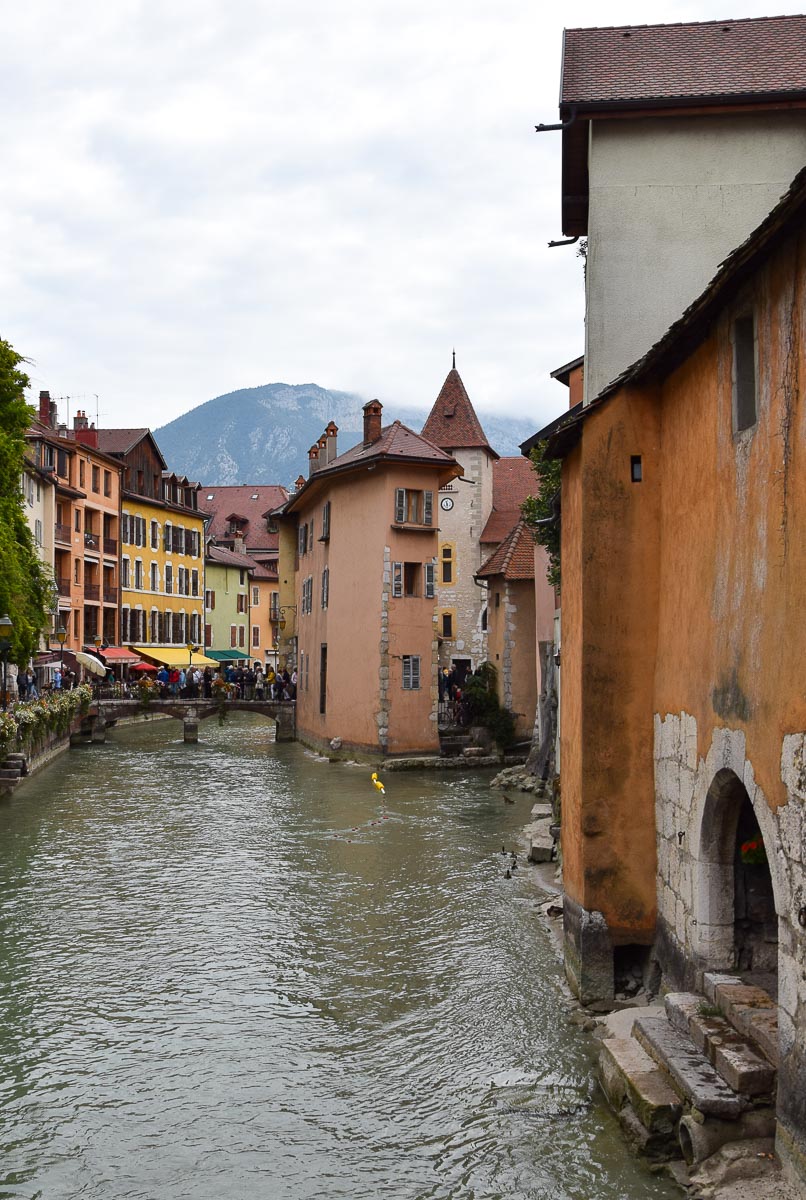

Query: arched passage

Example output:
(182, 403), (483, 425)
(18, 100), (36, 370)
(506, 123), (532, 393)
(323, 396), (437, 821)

(695, 767), (778, 984)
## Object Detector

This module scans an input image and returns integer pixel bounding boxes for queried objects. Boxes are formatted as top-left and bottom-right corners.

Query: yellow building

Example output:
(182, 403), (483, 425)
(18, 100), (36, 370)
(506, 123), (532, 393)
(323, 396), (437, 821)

(97, 431), (207, 658)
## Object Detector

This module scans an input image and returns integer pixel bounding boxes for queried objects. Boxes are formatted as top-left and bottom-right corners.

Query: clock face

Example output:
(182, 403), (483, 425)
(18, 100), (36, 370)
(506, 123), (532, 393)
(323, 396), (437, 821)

(440, 496), (454, 511)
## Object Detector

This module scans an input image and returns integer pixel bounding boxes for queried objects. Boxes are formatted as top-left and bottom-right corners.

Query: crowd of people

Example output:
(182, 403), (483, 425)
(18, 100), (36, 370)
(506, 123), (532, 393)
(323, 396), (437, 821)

(129, 662), (297, 702)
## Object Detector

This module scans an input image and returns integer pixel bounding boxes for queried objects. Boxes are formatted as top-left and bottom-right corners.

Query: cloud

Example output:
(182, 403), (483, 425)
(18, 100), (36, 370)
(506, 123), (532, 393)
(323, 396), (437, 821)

(2, 0), (802, 438)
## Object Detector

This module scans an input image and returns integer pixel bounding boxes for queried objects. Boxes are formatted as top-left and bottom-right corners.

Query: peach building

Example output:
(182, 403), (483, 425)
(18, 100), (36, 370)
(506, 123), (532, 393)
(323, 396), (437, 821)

(275, 402), (461, 757)
(539, 167), (806, 1176)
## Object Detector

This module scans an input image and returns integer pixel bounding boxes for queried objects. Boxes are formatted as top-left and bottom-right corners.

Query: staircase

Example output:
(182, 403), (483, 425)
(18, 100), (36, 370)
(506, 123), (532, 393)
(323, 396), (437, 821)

(0, 753), (27, 795)
(599, 972), (778, 1166)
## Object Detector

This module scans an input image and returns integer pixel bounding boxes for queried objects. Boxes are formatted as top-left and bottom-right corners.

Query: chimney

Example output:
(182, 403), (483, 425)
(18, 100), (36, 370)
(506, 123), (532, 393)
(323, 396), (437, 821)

(325, 421), (339, 464)
(73, 410), (99, 449)
(234, 534), (245, 554)
(38, 390), (52, 427)
(294, 474), (306, 492)
(308, 443), (320, 477)
(362, 399), (383, 447)
(317, 433), (328, 464)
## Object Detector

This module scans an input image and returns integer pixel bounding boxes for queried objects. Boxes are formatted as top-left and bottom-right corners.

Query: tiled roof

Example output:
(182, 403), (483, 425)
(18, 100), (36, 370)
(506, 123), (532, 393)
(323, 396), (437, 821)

(420, 367), (497, 455)
(96, 429), (154, 456)
(326, 421), (456, 470)
(480, 457), (536, 544)
(200, 484), (288, 549)
(561, 16), (806, 108)
(477, 520), (535, 582)
(206, 544), (255, 570)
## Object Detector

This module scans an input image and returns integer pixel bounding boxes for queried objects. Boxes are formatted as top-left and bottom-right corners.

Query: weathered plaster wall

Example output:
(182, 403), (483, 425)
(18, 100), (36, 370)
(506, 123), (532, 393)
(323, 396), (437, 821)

(585, 112), (806, 402)
(435, 447), (494, 669)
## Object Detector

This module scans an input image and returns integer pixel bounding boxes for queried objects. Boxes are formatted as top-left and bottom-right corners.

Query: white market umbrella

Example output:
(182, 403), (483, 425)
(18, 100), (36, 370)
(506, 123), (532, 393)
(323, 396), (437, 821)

(74, 652), (106, 677)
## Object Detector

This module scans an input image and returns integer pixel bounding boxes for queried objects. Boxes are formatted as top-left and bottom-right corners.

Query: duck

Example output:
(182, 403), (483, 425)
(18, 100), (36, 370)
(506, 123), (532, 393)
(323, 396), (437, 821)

(371, 772), (386, 795)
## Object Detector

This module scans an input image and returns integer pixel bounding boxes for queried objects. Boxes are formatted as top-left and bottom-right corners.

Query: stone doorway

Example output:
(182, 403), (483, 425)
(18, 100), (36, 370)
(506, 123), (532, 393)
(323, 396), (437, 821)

(697, 768), (778, 986)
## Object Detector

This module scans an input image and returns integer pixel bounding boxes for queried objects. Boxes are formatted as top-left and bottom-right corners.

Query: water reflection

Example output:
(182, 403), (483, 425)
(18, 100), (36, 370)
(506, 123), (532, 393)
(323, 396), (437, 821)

(0, 715), (679, 1199)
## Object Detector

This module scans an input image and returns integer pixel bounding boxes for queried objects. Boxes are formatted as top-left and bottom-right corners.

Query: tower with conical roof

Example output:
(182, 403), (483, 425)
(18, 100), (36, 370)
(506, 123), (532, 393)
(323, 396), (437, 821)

(420, 357), (498, 676)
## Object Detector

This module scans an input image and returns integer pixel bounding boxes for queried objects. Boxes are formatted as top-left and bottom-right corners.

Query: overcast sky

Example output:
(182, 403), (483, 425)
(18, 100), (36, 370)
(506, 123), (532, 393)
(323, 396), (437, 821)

(2, 1), (802, 434)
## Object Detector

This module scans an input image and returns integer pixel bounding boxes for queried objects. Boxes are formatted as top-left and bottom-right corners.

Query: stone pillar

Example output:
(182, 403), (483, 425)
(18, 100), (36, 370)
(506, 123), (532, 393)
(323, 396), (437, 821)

(91, 716), (106, 743)
(275, 704), (295, 742)
(563, 896), (614, 1008)
(183, 712), (199, 744)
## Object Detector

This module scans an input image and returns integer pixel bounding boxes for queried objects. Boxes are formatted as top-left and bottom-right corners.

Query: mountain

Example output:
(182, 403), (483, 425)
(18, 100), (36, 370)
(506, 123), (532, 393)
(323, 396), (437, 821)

(154, 382), (537, 488)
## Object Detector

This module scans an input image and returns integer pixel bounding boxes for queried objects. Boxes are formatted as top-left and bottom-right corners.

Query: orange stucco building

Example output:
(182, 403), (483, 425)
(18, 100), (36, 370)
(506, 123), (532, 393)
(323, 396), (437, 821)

(275, 402), (461, 757)
(542, 167), (806, 1173)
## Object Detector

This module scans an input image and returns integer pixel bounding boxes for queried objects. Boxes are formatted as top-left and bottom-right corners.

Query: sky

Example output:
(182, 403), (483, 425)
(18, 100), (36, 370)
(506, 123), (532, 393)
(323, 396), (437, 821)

(2, 1), (803, 435)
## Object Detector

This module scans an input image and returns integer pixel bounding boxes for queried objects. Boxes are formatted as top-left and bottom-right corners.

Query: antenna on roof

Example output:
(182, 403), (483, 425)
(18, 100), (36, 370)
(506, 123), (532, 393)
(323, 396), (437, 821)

(452, 349), (456, 370)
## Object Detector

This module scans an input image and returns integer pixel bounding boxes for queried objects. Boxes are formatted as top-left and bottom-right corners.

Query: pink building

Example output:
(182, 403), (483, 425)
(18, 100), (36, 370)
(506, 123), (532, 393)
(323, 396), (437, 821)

(276, 401), (461, 757)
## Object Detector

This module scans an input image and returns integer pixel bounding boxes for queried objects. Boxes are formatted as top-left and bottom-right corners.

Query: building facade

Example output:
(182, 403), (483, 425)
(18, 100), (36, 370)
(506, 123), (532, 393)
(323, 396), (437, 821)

(276, 402), (461, 757)
(204, 545), (254, 661)
(96, 430), (206, 653)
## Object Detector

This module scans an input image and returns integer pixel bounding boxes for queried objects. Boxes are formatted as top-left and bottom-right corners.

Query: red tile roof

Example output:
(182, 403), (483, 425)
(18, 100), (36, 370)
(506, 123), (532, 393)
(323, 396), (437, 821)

(325, 420), (457, 470)
(420, 367), (497, 455)
(480, 457), (536, 545)
(561, 16), (806, 109)
(200, 484), (288, 550)
(477, 520), (535, 582)
(205, 544), (256, 570)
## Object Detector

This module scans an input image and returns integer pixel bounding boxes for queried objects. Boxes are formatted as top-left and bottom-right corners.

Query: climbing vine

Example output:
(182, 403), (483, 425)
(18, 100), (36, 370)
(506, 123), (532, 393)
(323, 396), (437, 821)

(521, 441), (562, 590)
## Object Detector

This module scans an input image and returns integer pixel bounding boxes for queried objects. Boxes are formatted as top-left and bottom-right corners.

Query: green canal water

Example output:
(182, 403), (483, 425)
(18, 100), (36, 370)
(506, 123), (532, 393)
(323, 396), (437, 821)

(0, 714), (680, 1199)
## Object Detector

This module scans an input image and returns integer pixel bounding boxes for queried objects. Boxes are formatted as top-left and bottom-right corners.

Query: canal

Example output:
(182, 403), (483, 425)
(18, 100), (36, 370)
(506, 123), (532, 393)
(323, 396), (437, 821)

(0, 715), (679, 1199)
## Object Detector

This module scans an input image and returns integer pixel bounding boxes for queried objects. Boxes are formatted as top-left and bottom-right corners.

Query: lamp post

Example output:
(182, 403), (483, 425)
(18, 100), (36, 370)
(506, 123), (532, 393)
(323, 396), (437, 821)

(56, 624), (67, 687)
(94, 632), (104, 696)
(186, 642), (199, 697)
(0, 614), (13, 713)
(276, 606), (297, 675)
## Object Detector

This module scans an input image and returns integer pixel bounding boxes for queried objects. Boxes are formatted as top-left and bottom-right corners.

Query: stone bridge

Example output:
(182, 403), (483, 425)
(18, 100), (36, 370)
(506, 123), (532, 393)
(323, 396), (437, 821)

(86, 698), (296, 744)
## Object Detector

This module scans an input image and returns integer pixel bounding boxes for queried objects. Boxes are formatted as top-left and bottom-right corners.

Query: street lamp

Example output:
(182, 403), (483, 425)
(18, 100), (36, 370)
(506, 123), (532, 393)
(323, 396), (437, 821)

(277, 605), (297, 631)
(186, 641), (200, 698)
(0, 614), (12, 713)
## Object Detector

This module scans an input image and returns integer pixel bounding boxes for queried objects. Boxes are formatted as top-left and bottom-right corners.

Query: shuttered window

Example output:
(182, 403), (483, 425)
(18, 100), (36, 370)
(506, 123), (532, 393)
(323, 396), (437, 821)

(392, 562), (403, 598)
(402, 655), (421, 690)
(424, 562), (435, 598)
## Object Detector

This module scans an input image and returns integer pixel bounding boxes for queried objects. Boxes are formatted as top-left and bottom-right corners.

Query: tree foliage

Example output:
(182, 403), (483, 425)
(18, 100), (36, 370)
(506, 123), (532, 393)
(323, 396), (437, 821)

(0, 338), (50, 664)
(462, 662), (516, 752)
(521, 441), (562, 591)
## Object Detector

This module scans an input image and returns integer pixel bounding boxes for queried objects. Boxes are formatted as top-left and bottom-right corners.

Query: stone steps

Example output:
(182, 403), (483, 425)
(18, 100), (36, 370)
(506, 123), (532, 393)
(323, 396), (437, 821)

(632, 1013), (747, 1118)
(664, 993), (776, 1098)
(702, 972), (779, 1068)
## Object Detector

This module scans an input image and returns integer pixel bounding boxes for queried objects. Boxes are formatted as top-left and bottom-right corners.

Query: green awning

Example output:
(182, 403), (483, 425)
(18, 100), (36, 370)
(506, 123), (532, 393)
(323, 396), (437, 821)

(205, 649), (252, 662)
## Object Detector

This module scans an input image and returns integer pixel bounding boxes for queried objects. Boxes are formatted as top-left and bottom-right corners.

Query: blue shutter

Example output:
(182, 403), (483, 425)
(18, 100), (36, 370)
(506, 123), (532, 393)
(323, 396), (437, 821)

(424, 562), (435, 598)
(423, 491), (433, 526)
(395, 489), (406, 524)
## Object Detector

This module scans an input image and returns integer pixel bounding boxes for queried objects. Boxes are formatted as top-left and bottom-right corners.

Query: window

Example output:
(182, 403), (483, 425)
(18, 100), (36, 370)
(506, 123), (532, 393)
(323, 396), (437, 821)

(239, 569), (245, 585)
(134, 561), (143, 590)
(178, 567), (186, 596)
(164, 522), (172, 551)
(79, 460), (86, 488)
(191, 569), (199, 597)
(252, 586), (260, 606)
(392, 562), (421, 597)
(733, 313), (757, 433)
(165, 564), (173, 595)
(481, 605), (488, 632)
(121, 557), (130, 588)
(92, 465), (100, 493)
(73, 608), (80, 638)
(440, 543), (454, 584)
(298, 525), (306, 557)
(402, 655), (421, 690)
(150, 562), (159, 591)
(237, 593), (247, 613)
(321, 567), (329, 609)
(164, 611), (173, 643)
(630, 456), (643, 483)
(74, 558), (81, 584)
(150, 610), (159, 642)
(495, 591), (500, 608)
(322, 500), (331, 541)
(320, 644), (327, 714)
(238, 625), (245, 648)
(231, 624), (237, 648)
(151, 520), (159, 549)
(103, 470), (111, 497)
(301, 576), (313, 615)
(205, 589), (215, 610)
(121, 607), (130, 641)
(34, 518), (42, 546)
(252, 625), (260, 647)
(425, 562), (435, 599)
(121, 513), (129, 543)
(205, 623), (212, 648)
(394, 488), (433, 526)
(75, 509), (82, 532)
(441, 611), (454, 639)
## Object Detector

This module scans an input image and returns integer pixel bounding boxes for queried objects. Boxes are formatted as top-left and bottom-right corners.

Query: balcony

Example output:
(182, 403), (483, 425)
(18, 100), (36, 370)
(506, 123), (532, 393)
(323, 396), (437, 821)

(103, 587), (118, 604)
(103, 537), (118, 556)
(56, 577), (71, 597)
(84, 532), (100, 552)
(55, 523), (71, 544)
(84, 584), (101, 601)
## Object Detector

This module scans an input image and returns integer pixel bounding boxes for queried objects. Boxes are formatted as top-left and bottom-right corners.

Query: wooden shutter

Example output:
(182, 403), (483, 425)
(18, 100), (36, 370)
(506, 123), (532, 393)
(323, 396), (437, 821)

(322, 500), (330, 540)
(402, 656), (411, 689)
(411, 656), (420, 689)
(423, 491), (433, 526)
(395, 489), (406, 524)
(424, 562), (435, 598)
(392, 563), (403, 598)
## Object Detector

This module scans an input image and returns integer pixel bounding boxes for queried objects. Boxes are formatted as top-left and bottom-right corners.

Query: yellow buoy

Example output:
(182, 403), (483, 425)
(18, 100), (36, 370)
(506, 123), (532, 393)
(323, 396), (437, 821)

(371, 772), (386, 795)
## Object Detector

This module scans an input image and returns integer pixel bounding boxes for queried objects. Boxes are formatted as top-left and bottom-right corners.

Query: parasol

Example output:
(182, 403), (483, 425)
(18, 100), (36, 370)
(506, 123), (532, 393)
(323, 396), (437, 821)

(129, 662), (158, 674)
(75, 652), (106, 677)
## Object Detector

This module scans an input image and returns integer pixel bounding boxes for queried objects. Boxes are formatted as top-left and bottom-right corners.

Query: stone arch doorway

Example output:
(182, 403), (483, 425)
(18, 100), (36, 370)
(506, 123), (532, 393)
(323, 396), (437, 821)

(696, 767), (778, 983)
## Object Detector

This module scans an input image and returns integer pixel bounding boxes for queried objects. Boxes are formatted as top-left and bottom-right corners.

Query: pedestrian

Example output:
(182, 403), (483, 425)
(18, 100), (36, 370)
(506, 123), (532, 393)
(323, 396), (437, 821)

(244, 665), (256, 701)
(203, 666), (212, 699)
(254, 663), (264, 700)
(27, 671), (39, 700)
(17, 670), (28, 702)
(53, 667), (62, 691)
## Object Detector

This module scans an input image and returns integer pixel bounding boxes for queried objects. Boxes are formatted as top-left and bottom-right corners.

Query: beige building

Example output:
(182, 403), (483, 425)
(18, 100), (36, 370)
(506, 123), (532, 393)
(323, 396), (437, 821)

(275, 403), (461, 757)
